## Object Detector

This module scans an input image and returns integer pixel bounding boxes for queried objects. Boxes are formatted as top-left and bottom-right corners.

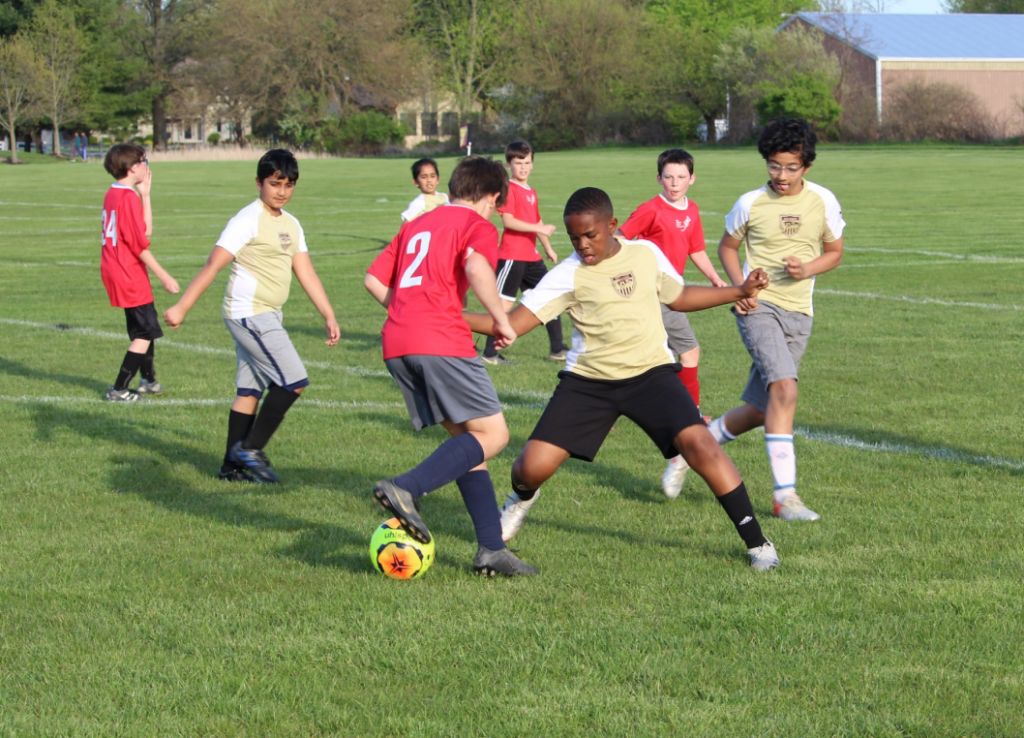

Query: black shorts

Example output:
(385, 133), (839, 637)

(528, 364), (702, 462)
(495, 258), (549, 301)
(124, 302), (164, 341)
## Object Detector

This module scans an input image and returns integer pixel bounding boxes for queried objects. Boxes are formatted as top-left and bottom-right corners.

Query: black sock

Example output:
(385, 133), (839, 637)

(114, 351), (146, 390)
(242, 386), (300, 450)
(141, 342), (156, 383)
(483, 335), (498, 358)
(545, 316), (565, 353)
(715, 482), (768, 549)
(511, 468), (538, 501)
(457, 470), (505, 551)
(224, 409), (256, 469)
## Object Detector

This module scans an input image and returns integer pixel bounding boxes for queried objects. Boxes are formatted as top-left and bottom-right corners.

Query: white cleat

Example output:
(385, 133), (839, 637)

(661, 455), (689, 498)
(773, 494), (821, 521)
(748, 540), (780, 571)
(499, 490), (539, 542)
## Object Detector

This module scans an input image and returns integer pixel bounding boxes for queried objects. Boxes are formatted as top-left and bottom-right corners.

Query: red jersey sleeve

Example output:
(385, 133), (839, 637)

(619, 201), (656, 241)
(496, 184), (516, 216)
(121, 191), (150, 257)
(367, 232), (403, 287)
(464, 218), (499, 269)
(687, 204), (706, 254)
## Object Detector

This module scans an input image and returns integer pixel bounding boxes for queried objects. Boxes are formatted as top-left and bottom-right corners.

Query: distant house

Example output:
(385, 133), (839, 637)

(394, 90), (479, 149)
(780, 12), (1024, 127)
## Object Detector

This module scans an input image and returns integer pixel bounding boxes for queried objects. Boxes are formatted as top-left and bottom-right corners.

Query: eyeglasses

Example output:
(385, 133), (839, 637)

(767, 163), (804, 175)
(137, 158), (148, 166)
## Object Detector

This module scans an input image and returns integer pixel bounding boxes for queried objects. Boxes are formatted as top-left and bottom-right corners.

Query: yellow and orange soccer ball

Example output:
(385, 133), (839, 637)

(369, 518), (435, 580)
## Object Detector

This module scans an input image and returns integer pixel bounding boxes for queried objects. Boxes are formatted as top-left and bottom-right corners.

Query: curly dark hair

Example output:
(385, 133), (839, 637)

(563, 187), (613, 221)
(758, 119), (817, 167)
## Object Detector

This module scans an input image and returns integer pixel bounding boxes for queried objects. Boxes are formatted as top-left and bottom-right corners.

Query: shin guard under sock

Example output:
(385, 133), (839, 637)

(224, 410), (256, 469)
(140, 342), (156, 383)
(394, 433), (486, 500)
(766, 434), (796, 504)
(545, 316), (565, 354)
(715, 482), (768, 549)
(483, 335), (498, 358)
(678, 366), (700, 407)
(242, 386), (300, 450)
(457, 470), (505, 550)
(114, 351), (146, 390)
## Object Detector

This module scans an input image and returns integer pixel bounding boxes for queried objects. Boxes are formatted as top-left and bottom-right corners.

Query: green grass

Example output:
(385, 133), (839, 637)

(1, 146), (1023, 737)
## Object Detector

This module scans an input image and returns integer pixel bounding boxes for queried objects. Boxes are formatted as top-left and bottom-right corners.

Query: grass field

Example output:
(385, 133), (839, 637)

(1, 145), (1022, 737)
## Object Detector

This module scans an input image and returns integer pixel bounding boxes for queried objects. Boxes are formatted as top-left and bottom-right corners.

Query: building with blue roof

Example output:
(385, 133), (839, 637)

(779, 13), (1024, 130)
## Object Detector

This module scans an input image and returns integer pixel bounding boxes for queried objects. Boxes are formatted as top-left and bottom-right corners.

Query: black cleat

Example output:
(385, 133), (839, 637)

(373, 479), (431, 544)
(229, 441), (280, 484)
(473, 546), (539, 577)
(218, 466), (258, 483)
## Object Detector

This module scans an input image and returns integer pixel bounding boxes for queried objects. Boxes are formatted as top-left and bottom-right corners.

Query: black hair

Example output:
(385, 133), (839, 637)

(505, 140), (533, 163)
(758, 119), (817, 167)
(657, 148), (695, 176)
(448, 155), (508, 207)
(412, 158), (439, 179)
(257, 149), (300, 183)
(563, 187), (613, 221)
(104, 143), (147, 180)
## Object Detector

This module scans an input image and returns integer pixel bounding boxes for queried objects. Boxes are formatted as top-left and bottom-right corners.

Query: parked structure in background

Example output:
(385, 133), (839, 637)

(781, 13), (1024, 132)
(395, 90), (480, 149)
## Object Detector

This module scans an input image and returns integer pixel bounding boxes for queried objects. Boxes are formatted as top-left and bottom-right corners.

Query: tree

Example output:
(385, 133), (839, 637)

(0, 31), (40, 163)
(29, 0), (82, 156)
(0, 0), (43, 38)
(944, 0), (1024, 10)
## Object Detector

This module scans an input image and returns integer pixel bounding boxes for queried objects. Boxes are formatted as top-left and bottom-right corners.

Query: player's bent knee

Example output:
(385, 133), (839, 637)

(677, 427), (726, 471)
(769, 378), (798, 407)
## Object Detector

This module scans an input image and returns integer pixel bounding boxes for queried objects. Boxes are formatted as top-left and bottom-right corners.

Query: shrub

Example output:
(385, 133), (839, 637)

(882, 78), (994, 142)
(666, 104), (703, 142)
(755, 74), (842, 137)
(207, 132), (221, 146)
(322, 111), (406, 155)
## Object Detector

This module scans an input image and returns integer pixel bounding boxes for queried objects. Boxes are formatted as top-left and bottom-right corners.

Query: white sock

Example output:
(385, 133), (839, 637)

(708, 416), (736, 445)
(765, 434), (796, 503)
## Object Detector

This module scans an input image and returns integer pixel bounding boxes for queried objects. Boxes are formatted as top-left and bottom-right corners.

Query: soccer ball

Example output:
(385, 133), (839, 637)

(369, 518), (435, 580)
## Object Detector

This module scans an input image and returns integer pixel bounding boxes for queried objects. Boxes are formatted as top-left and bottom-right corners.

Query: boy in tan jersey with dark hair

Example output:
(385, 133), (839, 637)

(464, 187), (781, 571)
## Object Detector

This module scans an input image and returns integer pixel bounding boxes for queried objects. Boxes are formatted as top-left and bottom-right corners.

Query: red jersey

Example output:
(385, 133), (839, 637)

(497, 181), (542, 262)
(100, 184), (152, 308)
(368, 205), (499, 360)
(619, 195), (705, 275)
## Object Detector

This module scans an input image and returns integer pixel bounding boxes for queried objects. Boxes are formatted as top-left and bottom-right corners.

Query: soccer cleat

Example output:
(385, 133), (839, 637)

(499, 490), (540, 542)
(548, 349), (567, 362)
(218, 466), (258, 483)
(661, 455), (689, 498)
(105, 386), (142, 402)
(373, 479), (431, 544)
(773, 494), (821, 521)
(136, 379), (164, 396)
(481, 353), (516, 366)
(748, 540), (780, 571)
(473, 546), (539, 577)
(229, 441), (280, 484)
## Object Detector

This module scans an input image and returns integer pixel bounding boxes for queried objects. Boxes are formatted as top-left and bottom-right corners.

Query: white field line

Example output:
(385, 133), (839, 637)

(816, 289), (1022, 311)
(841, 260), (965, 269)
(0, 394), (544, 411)
(1, 248), (379, 269)
(846, 247), (1024, 264)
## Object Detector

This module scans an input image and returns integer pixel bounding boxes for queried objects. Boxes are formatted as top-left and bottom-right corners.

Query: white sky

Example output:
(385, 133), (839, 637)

(884, 0), (947, 12)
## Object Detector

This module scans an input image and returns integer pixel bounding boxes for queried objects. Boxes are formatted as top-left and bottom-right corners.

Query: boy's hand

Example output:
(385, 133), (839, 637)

(137, 167), (153, 197)
(783, 256), (807, 279)
(710, 275), (728, 288)
(539, 223), (556, 238)
(492, 315), (517, 349)
(163, 304), (185, 329)
(161, 275), (180, 294)
(735, 268), (768, 314)
(544, 247), (558, 263)
(324, 317), (340, 346)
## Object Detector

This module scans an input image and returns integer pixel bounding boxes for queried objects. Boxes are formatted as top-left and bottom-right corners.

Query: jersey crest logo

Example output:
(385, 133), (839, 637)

(611, 272), (636, 298)
(527, 194), (536, 205)
(676, 216), (691, 232)
(279, 232), (293, 249)
(779, 214), (801, 236)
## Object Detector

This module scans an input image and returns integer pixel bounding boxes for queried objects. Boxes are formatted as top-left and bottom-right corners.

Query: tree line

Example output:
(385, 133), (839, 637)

(2, 0), (1021, 160)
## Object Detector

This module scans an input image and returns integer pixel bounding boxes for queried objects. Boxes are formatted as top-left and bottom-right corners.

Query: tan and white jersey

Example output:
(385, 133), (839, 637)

(401, 192), (449, 223)
(217, 200), (308, 319)
(520, 238), (684, 381)
(726, 180), (844, 316)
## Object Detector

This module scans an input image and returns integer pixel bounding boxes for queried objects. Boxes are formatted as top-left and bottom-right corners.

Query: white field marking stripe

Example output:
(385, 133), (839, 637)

(0, 248), (381, 269)
(795, 427), (1024, 473)
(842, 260), (965, 269)
(816, 289), (1022, 311)
(0, 201), (98, 209)
(0, 395), (545, 410)
(846, 247), (1024, 263)
(0, 318), (393, 377)
(1, 261), (93, 268)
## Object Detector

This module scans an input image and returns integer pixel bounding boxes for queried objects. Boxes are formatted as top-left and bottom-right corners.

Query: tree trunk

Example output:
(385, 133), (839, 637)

(153, 93), (168, 151)
(6, 124), (18, 164)
(32, 129), (43, 154)
(704, 113), (717, 144)
(53, 121), (61, 157)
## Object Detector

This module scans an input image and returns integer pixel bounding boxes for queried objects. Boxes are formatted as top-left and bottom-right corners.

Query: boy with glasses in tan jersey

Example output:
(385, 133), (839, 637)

(709, 118), (845, 522)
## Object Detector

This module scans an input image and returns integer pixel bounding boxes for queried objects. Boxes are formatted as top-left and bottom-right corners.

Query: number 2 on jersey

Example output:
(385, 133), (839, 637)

(101, 209), (117, 246)
(399, 232), (430, 288)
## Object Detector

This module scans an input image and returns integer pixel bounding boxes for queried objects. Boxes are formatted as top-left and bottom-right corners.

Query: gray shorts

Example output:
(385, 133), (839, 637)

(385, 354), (502, 431)
(224, 311), (309, 397)
(735, 301), (813, 413)
(660, 303), (699, 357)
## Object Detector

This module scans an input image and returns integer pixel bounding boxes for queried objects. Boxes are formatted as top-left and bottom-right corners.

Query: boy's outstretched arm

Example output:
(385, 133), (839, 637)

(501, 213), (556, 238)
(463, 304), (542, 342)
(137, 249), (179, 294)
(163, 246), (234, 328)
(688, 250), (728, 288)
(465, 251), (518, 348)
(293, 252), (340, 346)
(667, 268), (768, 313)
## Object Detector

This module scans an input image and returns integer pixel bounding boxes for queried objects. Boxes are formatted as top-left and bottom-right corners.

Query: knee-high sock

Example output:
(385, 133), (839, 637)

(394, 433), (485, 500)
(482, 335), (498, 358)
(545, 316), (565, 354)
(113, 351), (146, 390)
(457, 470), (505, 550)
(224, 410), (256, 469)
(708, 416), (737, 445)
(140, 341), (156, 383)
(678, 366), (700, 408)
(242, 386), (300, 450)
(765, 434), (796, 503)
(715, 482), (767, 549)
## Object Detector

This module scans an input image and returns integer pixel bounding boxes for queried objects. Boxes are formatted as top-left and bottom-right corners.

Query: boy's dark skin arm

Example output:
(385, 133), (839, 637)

(463, 304), (541, 340)
(666, 268), (768, 313)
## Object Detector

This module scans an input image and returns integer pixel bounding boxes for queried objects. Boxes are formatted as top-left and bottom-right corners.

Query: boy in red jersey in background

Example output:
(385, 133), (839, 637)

(100, 143), (179, 401)
(481, 140), (567, 365)
(364, 156), (538, 577)
(617, 148), (726, 498)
